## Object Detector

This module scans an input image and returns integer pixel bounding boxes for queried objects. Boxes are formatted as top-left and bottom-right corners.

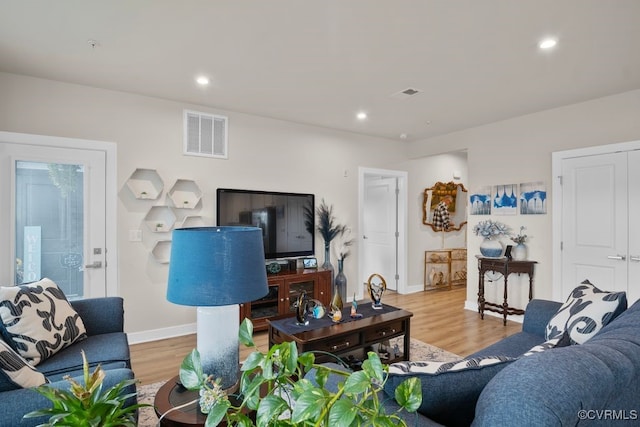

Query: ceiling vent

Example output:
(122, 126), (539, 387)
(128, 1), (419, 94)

(183, 110), (228, 159)
(390, 87), (422, 100)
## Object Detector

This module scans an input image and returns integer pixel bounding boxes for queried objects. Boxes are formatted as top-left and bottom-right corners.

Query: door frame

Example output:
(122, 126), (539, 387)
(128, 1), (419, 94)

(358, 167), (408, 297)
(552, 139), (640, 301)
(0, 131), (119, 296)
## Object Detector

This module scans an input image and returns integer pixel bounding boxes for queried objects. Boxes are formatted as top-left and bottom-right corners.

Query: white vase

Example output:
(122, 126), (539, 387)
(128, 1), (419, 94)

(511, 243), (527, 261)
(480, 238), (503, 258)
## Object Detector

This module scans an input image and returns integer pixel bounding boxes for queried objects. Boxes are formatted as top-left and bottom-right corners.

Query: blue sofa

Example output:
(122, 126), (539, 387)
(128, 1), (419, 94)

(0, 297), (136, 427)
(310, 297), (640, 426)
(472, 298), (640, 426)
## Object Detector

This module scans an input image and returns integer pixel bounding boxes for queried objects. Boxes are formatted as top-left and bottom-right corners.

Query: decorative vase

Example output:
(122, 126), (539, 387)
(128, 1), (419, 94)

(322, 243), (334, 275)
(334, 259), (347, 305)
(480, 237), (503, 258)
(329, 259), (347, 321)
(511, 243), (527, 261)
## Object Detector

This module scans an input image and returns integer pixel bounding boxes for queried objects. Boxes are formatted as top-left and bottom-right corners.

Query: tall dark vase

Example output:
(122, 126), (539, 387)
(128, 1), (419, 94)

(332, 259), (346, 311)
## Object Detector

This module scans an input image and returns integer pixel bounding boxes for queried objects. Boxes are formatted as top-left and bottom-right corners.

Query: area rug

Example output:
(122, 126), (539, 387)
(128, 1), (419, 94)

(136, 338), (459, 426)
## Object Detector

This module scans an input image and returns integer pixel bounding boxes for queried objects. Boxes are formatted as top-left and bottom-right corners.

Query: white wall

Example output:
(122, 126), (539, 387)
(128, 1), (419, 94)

(393, 151), (468, 289)
(0, 72), (409, 340)
(407, 89), (640, 315)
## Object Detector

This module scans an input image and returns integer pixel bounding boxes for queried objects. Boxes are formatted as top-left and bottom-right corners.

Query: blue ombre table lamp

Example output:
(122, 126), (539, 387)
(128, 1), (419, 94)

(167, 226), (268, 390)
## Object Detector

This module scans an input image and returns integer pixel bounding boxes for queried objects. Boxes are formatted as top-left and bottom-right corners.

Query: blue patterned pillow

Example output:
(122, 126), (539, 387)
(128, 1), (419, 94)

(545, 280), (627, 344)
(384, 356), (516, 426)
(0, 278), (87, 365)
(0, 339), (47, 391)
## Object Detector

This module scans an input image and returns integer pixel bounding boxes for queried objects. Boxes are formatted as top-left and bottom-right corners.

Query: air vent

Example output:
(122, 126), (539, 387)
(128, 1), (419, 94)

(183, 110), (228, 159)
(390, 87), (422, 100)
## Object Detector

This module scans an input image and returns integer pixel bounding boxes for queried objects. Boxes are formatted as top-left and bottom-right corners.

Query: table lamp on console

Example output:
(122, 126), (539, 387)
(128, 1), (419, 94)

(166, 226), (268, 390)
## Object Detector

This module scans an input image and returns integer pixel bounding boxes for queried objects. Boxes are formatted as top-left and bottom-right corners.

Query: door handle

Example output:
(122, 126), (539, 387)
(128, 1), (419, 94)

(363, 235), (368, 239)
(607, 255), (626, 261)
(84, 261), (103, 269)
(630, 256), (640, 262)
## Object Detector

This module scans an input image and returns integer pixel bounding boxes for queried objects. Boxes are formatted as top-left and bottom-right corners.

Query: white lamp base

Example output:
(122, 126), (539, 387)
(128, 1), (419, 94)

(197, 305), (239, 390)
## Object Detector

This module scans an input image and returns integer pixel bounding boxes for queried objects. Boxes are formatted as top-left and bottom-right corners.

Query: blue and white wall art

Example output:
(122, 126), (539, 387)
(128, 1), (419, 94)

(519, 181), (547, 214)
(469, 186), (492, 215)
(493, 184), (518, 215)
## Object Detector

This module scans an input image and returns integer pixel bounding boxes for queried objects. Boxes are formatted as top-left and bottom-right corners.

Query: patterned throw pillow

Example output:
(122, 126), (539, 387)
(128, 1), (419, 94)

(545, 280), (627, 344)
(0, 339), (47, 391)
(388, 355), (515, 375)
(0, 278), (87, 365)
(384, 355), (516, 426)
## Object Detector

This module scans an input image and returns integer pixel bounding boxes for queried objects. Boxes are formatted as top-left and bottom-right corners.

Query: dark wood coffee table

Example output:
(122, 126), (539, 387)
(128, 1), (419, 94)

(268, 303), (413, 365)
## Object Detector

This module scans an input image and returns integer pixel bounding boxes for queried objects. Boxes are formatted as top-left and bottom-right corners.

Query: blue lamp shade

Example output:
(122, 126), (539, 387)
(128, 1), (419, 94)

(167, 226), (269, 306)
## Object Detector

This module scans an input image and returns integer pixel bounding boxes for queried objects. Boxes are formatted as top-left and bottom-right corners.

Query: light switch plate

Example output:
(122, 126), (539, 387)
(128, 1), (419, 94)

(129, 229), (143, 242)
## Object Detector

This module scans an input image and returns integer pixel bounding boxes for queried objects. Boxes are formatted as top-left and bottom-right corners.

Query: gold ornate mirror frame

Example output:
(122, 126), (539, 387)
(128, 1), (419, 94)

(422, 181), (468, 232)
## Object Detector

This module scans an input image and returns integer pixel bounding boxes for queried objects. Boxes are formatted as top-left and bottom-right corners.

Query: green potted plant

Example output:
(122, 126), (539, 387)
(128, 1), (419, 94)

(24, 351), (147, 426)
(177, 319), (422, 426)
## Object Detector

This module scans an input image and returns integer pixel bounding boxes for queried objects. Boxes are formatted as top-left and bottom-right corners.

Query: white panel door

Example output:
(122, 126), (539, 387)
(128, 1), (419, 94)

(561, 152), (628, 297)
(0, 141), (107, 298)
(362, 177), (397, 290)
(628, 150), (640, 304)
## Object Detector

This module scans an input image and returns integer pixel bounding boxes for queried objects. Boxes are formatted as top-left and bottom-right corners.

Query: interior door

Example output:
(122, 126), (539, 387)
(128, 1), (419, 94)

(362, 177), (398, 291)
(0, 141), (107, 298)
(560, 152), (628, 297)
(628, 150), (640, 303)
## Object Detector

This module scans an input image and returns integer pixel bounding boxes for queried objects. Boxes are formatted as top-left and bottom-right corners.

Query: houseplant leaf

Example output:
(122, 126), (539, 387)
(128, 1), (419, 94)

(180, 349), (205, 389)
(394, 376), (422, 412)
(328, 399), (358, 426)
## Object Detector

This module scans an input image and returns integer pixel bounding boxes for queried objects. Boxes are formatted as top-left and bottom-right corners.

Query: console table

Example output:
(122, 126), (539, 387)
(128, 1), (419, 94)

(477, 257), (536, 325)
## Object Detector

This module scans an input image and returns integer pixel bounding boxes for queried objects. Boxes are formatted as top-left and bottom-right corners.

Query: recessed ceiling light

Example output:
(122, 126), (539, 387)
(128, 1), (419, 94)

(196, 76), (210, 86)
(538, 38), (558, 50)
(356, 112), (367, 120)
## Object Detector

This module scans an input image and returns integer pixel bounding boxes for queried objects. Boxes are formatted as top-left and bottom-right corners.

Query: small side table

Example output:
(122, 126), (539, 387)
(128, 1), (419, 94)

(154, 376), (206, 427)
(477, 257), (537, 325)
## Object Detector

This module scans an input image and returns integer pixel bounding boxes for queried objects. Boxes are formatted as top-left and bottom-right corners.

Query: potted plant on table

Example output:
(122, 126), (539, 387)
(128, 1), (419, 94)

(176, 319), (422, 426)
(510, 226), (528, 260)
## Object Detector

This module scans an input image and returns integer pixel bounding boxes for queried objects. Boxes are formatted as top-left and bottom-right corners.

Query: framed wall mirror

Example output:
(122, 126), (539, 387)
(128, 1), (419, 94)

(423, 181), (468, 232)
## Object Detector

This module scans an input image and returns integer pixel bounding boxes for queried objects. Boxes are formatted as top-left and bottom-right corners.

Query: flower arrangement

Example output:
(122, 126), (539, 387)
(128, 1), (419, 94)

(472, 220), (509, 239)
(510, 226), (528, 245)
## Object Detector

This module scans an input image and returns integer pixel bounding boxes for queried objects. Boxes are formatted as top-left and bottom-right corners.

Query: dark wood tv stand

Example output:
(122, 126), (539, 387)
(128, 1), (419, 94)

(240, 268), (332, 331)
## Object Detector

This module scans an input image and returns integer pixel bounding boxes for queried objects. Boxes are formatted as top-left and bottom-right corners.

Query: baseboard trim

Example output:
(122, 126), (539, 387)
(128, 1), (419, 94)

(128, 322), (196, 345)
(464, 300), (523, 324)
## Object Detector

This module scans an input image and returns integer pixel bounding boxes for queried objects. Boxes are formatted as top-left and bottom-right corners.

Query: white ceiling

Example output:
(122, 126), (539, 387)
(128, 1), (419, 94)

(1, 0), (639, 142)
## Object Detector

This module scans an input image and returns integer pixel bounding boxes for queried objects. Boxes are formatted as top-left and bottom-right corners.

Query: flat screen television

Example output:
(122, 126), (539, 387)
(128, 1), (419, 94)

(216, 188), (315, 260)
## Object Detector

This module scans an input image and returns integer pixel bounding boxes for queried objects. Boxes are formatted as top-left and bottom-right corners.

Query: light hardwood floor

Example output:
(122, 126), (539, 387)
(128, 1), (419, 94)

(130, 287), (521, 385)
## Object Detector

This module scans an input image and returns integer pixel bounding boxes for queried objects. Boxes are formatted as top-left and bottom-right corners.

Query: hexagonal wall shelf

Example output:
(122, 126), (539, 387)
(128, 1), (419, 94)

(152, 240), (172, 264)
(168, 179), (202, 209)
(144, 206), (177, 233)
(126, 169), (164, 200)
(179, 215), (206, 228)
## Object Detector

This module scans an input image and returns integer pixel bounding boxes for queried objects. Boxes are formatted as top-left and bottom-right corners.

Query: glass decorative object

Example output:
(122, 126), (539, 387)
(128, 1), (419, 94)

(295, 291), (310, 326)
(367, 273), (387, 310)
(334, 259), (347, 307)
